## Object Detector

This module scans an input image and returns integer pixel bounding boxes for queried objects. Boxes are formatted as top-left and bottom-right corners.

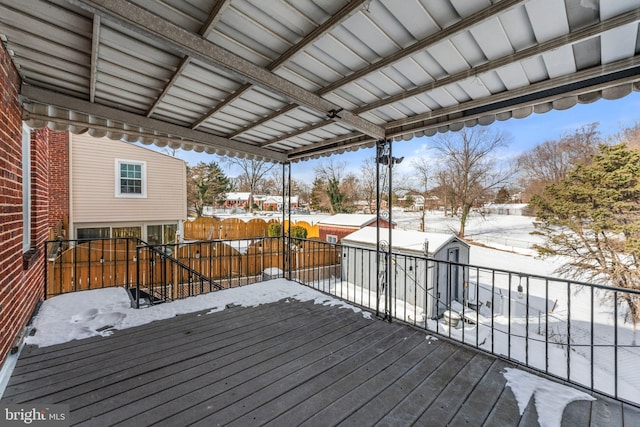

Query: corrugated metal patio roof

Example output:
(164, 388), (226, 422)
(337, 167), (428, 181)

(1, 0), (639, 163)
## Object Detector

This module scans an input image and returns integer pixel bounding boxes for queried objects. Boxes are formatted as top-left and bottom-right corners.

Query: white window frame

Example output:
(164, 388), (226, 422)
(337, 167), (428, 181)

(327, 234), (338, 244)
(115, 159), (147, 198)
(22, 123), (31, 252)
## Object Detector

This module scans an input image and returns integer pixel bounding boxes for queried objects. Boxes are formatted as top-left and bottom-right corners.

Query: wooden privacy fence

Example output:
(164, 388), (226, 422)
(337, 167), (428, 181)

(46, 238), (138, 297)
(45, 237), (341, 299)
(283, 220), (320, 239)
(184, 217), (279, 240)
(184, 217), (320, 240)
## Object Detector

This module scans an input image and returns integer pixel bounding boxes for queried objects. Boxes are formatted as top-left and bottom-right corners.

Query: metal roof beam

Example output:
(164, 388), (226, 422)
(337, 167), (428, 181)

(191, 0), (368, 131)
(233, 0), (524, 144)
(21, 85), (288, 162)
(69, 0), (385, 140)
(147, 0), (231, 118)
(89, 14), (100, 103)
(318, 0), (526, 96)
(199, 0), (230, 38)
(275, 8), (640, 148)
(354, 8), (640, 115)
(287, 58), (640, 161)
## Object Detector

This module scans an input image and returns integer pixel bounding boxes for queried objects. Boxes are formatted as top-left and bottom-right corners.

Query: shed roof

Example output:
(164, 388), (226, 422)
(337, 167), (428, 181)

(1, 0), (639, 163)
(342, 227), (467, 255)
(317, 214), (379, 227)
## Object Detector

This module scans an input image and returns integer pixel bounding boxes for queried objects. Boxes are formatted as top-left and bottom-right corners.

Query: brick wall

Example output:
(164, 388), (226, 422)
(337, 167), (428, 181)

(0, 44), (48, 367)
(47, 130), (69, 236)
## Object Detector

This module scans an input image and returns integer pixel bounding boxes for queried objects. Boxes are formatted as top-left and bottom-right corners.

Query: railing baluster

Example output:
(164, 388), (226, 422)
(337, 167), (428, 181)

(491, 269), (495, 354)
(525, 275), (529, 366)
(545, 278), (549, 374)
(135, 245), (140, 309)
(508, 272), (512, 361)
(567, 281), (571, 381)
(39, 236), (640, 407)
(614, 290), (618, 399)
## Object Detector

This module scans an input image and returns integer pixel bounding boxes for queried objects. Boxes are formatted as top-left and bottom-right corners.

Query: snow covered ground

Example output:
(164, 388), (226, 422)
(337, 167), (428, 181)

(308, 211), (640, 406)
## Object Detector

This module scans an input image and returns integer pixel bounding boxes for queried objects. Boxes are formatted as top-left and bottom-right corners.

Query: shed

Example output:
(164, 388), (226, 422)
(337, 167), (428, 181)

(341, 228), (470, 319)
(317, 214), (393, 243)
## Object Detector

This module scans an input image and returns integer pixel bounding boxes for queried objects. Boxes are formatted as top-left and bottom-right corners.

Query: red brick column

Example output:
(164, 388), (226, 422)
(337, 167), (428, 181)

(46, 130), (69, 236)
(0, 43), (48, 367)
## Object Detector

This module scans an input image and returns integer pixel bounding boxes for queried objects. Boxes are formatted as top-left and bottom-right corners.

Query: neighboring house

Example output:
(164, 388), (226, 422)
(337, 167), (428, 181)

(224, 192), (251, 209)
(397, 194), (441, 211)
(223, 192), (300, 211)
(481, 203), (529, 216)
(261, 195), (299, 211)
(317, 214), (394, 243)
(341, 228), (470, 319)
(65, 134), (187, 244)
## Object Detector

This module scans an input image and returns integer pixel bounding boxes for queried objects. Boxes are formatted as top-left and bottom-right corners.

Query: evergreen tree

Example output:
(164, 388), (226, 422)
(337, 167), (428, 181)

(494, 187), (510, 204)
(530, 143), (640, 329)
(187, 161), (232, 217)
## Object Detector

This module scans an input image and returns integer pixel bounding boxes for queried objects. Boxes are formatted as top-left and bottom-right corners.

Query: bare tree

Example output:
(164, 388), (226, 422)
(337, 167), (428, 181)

(433, 127), (512, 238)
(314, 158), (347, 214)
(359, 156), (378, 213)
(359, 155), (392, 213)
(517, 123), (601, 201)
(614, 121), (640, 150)
(340, 173), (360, 213)
(225, 157), (277, 213)
(408, 157), (433, 231)
(310, 177), (330, 212)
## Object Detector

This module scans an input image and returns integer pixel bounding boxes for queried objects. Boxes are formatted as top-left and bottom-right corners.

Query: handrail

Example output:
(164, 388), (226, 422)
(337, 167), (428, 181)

(292, 238), (640, 408)
(134, 242), (223, 308)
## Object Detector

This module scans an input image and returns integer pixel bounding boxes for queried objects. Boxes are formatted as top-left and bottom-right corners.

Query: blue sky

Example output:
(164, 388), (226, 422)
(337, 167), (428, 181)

(140, 91), (640, 185)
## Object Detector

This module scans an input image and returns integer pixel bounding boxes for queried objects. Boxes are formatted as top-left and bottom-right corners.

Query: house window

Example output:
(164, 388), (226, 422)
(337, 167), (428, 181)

(112, 226), (142, 239)
(115, 159), (146, 198)
(147, 225), (162, 245)
(22, 123), (31, 252)
(77, 227), (111, 240)
(327, 235), (338, 244)
(147, 224), (177, 245)
(164, 224), (177, 244)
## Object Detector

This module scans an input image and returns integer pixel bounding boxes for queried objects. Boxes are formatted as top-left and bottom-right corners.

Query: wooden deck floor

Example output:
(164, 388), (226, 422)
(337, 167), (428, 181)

(2, 299), (638, 426)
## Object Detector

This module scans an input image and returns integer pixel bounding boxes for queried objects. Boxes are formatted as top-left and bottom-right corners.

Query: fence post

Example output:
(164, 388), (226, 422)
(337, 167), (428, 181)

(135, 245), (140, 309)
(44, 240), (48, 300)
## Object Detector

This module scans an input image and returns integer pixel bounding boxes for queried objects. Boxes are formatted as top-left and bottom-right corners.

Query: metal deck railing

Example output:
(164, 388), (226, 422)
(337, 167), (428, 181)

(44, 236), (640, 407)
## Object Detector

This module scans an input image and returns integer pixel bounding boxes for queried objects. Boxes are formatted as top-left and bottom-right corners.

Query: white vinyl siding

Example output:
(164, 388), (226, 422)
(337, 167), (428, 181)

(71, 134), (186, 224)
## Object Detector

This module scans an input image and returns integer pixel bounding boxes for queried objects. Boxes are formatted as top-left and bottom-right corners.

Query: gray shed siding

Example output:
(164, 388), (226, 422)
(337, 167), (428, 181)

(341, 234), (470, 319)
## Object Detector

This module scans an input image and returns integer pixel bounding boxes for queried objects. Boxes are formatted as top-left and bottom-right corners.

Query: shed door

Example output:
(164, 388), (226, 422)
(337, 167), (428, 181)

(447, 248), (460, 305)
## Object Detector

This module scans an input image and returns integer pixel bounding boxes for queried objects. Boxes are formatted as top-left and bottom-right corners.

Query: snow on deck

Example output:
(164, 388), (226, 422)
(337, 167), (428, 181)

(3, 285), (633, 426)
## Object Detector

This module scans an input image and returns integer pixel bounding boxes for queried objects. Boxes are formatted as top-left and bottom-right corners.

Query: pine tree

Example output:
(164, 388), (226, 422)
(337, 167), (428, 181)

(530, 143), (640, 329)
(494, 187), (510, 204)
(187, 161), (232, 217)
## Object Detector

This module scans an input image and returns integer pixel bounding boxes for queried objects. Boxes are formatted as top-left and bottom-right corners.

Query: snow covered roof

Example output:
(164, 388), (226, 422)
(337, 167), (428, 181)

(342, 227), (467, 255)
(226, 192), (251, 201)
(317, 214), (379, 228)
(263, 195), (300, 204)
(224, 193), (299, 203)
